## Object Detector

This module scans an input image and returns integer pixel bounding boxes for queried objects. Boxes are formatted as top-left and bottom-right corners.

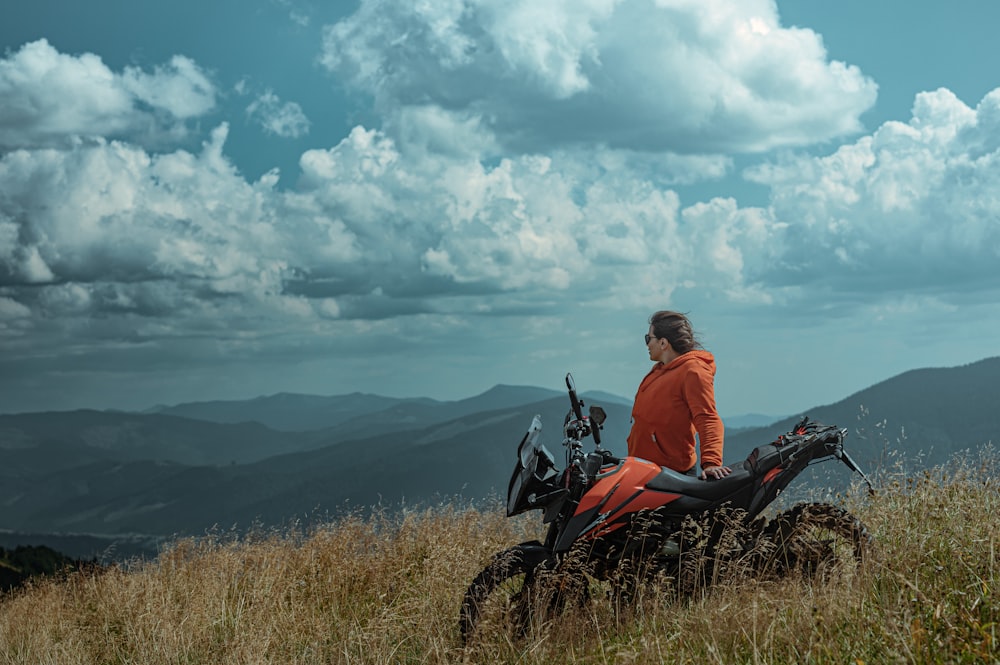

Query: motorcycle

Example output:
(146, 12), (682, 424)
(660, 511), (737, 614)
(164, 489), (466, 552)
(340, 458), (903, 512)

(459, 374), (874, 643)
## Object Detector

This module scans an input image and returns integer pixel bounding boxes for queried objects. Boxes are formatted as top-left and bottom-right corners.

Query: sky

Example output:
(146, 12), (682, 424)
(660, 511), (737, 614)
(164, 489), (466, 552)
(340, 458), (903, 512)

(1, 0), (999, 419)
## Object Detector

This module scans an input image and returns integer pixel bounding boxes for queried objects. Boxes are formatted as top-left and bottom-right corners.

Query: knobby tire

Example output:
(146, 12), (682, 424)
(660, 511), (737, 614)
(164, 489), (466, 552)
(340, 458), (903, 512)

(762, 502), (871, 579)
(459, 546), (547, 644)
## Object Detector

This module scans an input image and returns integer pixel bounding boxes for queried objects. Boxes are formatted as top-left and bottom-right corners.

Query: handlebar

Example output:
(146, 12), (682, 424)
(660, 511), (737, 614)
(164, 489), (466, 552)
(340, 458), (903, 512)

(565, 374), (584, 422)
(563, 372), (606, 452)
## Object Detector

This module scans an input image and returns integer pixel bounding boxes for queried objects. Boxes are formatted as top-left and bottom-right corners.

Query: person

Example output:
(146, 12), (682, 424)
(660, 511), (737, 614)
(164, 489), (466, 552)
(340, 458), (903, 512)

(627, 310), (732, 480)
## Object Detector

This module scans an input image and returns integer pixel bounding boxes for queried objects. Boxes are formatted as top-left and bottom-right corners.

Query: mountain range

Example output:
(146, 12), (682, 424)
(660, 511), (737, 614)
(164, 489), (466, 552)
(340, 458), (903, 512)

(1, 358), (997, 561)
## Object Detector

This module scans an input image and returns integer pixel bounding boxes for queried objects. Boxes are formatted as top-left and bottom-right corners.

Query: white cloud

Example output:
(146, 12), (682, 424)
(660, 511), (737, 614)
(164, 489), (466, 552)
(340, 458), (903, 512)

(388, 106), (498, 158)
(679, 197), (779, 303)
(5, 84), (1000, 349)
(121, 55), (216, 119)
(1, 114), (731, 341)
(295, 127), (731, 302)
(319, 0), (877, 155)
(744, 87), (1000, 296)
(246, 91), (311, 138)
(3, 27), (1000, 400)
(0, 39), (217, 149)
(0, 126), (291, 313)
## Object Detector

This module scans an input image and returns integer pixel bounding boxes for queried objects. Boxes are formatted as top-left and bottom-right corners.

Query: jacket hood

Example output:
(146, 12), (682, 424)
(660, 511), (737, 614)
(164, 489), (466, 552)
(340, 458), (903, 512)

(662, 349), (716, 375)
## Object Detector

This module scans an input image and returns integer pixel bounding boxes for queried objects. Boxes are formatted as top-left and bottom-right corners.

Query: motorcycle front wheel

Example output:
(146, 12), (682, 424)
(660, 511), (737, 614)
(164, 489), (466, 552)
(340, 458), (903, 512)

(459, 544), (555, 645)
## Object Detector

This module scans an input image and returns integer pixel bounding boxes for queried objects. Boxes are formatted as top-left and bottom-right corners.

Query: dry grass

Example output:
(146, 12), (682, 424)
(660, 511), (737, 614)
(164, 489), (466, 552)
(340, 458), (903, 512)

(1, 453), (997, 665)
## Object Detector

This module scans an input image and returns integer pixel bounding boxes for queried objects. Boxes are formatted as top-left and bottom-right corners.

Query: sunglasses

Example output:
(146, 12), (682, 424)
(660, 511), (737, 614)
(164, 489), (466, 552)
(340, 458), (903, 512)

(644, 334), (658, 344)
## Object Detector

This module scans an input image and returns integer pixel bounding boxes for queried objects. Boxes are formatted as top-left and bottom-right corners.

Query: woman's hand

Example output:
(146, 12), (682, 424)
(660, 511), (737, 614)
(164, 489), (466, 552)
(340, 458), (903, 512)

(700, 465), (732, 480)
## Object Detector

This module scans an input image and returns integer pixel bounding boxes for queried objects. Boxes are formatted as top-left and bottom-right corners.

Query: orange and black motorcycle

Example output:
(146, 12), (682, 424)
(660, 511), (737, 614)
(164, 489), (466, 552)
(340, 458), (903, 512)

(459, 374), (874, 642)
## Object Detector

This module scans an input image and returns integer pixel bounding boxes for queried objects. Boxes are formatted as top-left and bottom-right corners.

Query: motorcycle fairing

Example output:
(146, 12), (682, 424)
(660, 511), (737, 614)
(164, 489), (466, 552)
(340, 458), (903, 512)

(504, 540), (552, 569)
(507, 415), (561, 517)
(553, 458), (684, 551)
(577, 457), (663, 513)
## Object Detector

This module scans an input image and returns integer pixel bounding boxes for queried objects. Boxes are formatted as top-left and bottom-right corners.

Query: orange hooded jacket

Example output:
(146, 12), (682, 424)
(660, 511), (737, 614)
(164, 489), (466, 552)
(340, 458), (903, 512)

(626, 350), (725, 472)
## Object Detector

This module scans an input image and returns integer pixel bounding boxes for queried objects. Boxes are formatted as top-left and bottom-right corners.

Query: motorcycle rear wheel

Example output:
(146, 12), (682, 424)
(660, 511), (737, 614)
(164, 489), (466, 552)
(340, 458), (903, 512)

(762, 502), (871, 580)
(459, 545), (551, 644)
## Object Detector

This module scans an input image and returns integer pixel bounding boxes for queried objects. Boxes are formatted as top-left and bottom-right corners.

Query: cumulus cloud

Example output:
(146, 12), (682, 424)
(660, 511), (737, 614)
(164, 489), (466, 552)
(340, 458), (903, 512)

(319, 0), (877, 155)
(4, 84), (1000, 353)
(292, 126), (742, 307)
(4, 25), (1000, 396)
(246, 91), (311, 138)
(0, 114), (736, 350)
(744, 87), (1000, 297)
(1, 125), (286, 313)
(0, 39), (216, 149)
(121, 55), (215, 119)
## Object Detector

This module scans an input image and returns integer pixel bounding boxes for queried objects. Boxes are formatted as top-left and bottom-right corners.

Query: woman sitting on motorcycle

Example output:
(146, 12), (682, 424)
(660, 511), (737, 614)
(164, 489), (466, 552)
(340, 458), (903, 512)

(628, 310), (732, 480)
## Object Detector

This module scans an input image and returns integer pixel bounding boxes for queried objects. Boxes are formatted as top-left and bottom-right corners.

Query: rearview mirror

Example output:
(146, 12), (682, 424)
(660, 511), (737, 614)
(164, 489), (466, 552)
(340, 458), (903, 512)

(589, 405), (606, 426)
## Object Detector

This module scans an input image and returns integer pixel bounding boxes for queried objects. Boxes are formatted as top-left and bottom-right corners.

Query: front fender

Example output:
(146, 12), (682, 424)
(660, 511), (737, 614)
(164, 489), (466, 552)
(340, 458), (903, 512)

(503, 540), (552, 567)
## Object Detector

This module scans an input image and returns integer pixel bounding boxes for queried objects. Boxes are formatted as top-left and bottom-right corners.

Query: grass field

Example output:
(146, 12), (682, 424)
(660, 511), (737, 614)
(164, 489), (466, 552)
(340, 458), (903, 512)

(1, 451), (997, 664)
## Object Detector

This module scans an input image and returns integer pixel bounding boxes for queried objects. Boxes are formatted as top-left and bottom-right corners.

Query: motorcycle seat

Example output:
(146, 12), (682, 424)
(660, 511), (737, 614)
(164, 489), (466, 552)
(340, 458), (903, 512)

(645, 461), (753, 500)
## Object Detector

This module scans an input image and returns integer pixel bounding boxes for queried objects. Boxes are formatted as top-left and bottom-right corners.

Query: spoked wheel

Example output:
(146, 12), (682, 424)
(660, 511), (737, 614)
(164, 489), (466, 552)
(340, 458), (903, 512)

(762, 502), (871, 581)
(459, 545), (553, 645)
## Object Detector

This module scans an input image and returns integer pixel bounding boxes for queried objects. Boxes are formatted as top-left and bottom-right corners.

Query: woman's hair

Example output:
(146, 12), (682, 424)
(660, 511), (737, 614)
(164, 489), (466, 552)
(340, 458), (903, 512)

(649, 310), (702, 354)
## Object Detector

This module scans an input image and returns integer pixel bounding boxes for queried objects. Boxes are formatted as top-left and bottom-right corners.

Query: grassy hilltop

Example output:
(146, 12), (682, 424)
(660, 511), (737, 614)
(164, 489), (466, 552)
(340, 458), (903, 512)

(1, 452), (997, 664)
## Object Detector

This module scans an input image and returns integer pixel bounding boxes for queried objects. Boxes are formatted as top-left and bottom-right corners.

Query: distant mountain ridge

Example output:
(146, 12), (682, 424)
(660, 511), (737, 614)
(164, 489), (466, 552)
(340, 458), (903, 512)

(149, 384), (563, 432)
(148, 391), (436, 431)
(148, 384), (770, 433)
(0, 394), (633, 558)
(726, 356), (1000, 468)
(2, 359), (998, 561)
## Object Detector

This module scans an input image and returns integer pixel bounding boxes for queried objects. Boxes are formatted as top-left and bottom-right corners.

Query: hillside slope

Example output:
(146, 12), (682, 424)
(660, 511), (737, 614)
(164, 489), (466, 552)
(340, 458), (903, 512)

(150, 384), (562, 432)
(0, 410), (321, 466)
(1, 459), (996, 664)
(0, 396), (631, 538)
(725, 356), (1000, 471)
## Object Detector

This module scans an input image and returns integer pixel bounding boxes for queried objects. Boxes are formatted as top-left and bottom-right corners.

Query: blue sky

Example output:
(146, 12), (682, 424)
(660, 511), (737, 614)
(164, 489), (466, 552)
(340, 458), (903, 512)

(1, 0), (998, 420)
